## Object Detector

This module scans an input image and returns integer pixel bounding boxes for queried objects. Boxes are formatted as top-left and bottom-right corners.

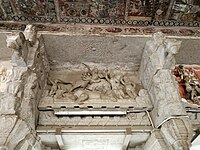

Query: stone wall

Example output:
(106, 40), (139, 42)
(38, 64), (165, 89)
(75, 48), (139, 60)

(140, 32), (193, 149)
(0, 25), (49, 149)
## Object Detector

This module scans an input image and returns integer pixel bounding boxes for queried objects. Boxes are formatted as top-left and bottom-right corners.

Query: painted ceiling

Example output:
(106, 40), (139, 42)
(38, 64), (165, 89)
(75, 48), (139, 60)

(0, 0), (200, 27)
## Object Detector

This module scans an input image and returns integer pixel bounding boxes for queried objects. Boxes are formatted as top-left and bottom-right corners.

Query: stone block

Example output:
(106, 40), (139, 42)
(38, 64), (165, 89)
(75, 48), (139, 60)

(38, 111), (57, 125)
(6, 119), (30, 149)
(160, 118), (193, 150)
(0, 146), (8, 150)
(149, 70), (186, 127)
(135, 89), (152, 108)
(0, 115), (17, 145)
(0, 93), (19, 115)
(144, 129), (168, 150)
(0, 25), (46, 150)
(78, 116), (92, 126)
(98, 116), (109, 126)
(117, 117), (130, 126)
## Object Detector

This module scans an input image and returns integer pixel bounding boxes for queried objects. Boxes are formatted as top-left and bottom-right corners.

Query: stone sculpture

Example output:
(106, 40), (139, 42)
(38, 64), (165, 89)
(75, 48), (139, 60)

(47, 64), (138, 103)
(163, 39), (181, 69)
(121, 75), (137, 99)
(141, 32), (193, 149)
(23, 24), (37, 46)
(6, 32), (28, 67)
(140, 32), (182, 90)
(0, 24), (49, 149)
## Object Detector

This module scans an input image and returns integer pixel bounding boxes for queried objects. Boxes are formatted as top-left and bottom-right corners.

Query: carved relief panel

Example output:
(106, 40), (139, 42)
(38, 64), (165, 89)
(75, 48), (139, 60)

(45, 64), (141, 104)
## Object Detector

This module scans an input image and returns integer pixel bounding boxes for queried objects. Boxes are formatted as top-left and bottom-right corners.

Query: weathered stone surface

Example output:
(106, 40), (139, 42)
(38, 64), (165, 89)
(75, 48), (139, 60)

(144, 130), (168, 150)
(0, 146), (8, 150)
(14, 133), (43, 150)
(5, 119), (43, 150)
(43, 34), (146, 67)
(5, 119), (30, 149)
(149, 70), (187, 127)
(140, 32), (181, 90)
(160, 118), (193, 150)
(135, 89), (152, 107)
(38, 111), (151, 126)
(140, 32), (193, 149)
(187, 112), (200, 125)
(0, 93), (19, 115)
(0, 60), (12, 93)
(0, 25), (47, 149)
(4, 25), (49, 130)
(0, 115), (17, 145)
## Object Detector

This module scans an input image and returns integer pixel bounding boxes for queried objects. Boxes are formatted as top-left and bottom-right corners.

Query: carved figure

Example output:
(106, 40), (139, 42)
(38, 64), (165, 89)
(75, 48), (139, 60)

(48, 78), (58, 96)
(48, 77), (88, 104)
(48, 78), (72, 97)
(47, 64), (139, 103)
(24, 24), (37, 46)
(70, 80), (89, 92)
(121, 75), (137, 99)
(82, 63), (101, 83)
(185, 79), (200, 103)
(108, 72), (125, 100)
(163, 39), (181, 69)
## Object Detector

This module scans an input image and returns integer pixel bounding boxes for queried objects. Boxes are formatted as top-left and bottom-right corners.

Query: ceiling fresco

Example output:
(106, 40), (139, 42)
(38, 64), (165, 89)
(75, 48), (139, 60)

(0, 0), (200, 27)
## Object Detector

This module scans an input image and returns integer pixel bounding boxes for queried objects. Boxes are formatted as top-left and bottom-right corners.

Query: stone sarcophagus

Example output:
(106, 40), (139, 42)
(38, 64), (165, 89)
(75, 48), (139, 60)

(36, 31), (155, 150)
(38, 34), (153, 115)
(0, 25), (199, 150)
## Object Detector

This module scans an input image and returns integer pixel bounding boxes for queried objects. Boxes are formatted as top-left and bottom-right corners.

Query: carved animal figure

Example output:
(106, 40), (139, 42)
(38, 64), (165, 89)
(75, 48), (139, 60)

(48, 78), (72, 97)
(121, 75), (137, 99)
